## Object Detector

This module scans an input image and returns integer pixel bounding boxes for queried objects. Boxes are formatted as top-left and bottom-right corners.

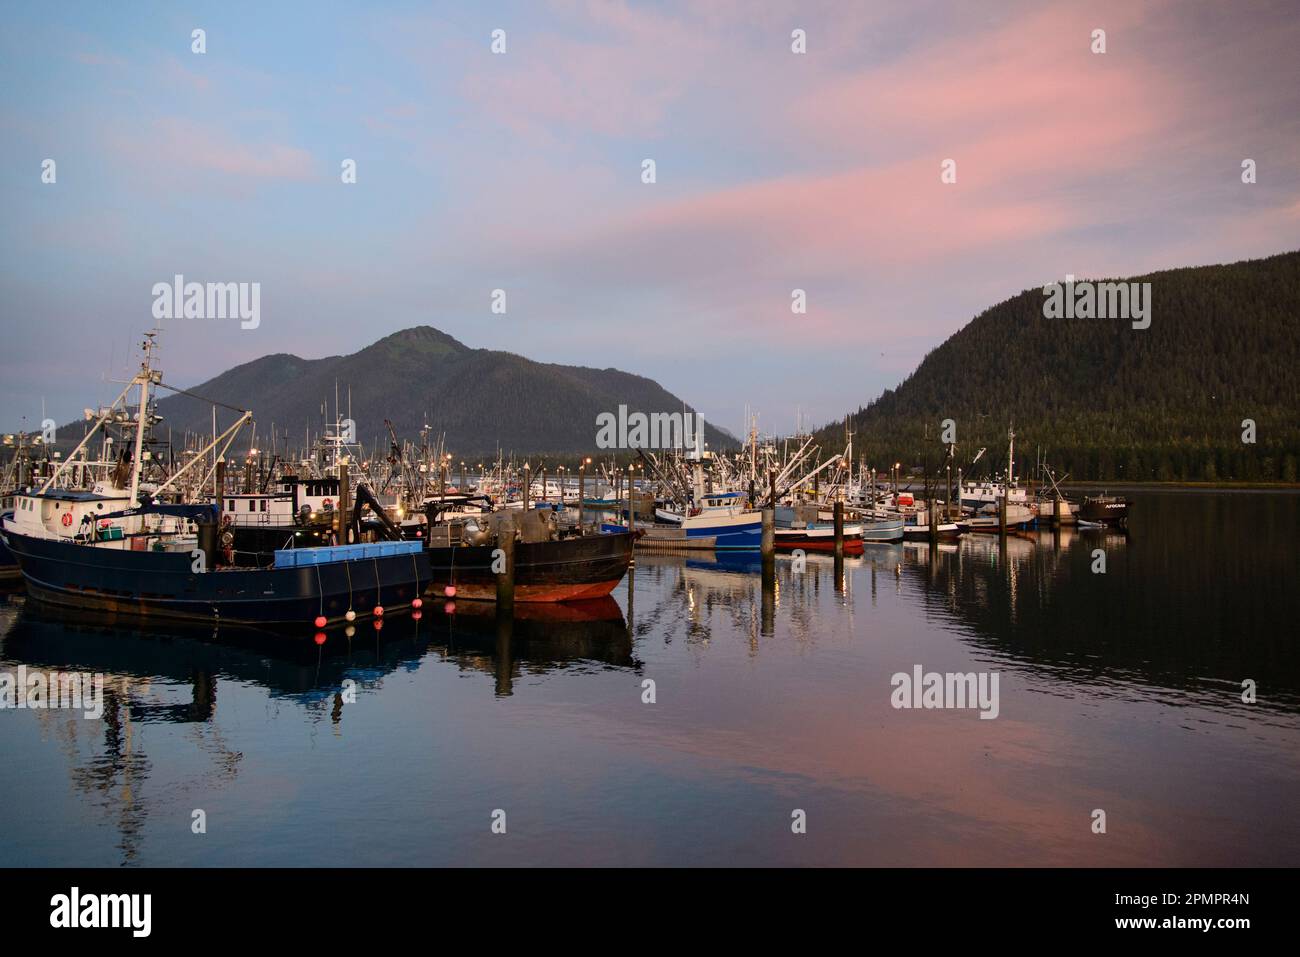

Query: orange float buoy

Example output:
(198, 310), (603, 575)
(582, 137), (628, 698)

(374, 605), (384, 617)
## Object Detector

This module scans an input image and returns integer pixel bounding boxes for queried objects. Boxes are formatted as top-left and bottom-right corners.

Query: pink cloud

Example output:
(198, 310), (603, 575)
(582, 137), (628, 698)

(111, 117), (316, 183)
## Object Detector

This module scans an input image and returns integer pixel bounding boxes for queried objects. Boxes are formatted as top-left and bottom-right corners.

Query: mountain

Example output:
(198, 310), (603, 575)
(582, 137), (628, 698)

(816, 251), (1300, 482)
(144, 327), (735, 458)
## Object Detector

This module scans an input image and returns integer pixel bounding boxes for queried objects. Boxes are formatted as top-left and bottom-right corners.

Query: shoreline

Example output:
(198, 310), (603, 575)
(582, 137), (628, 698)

(1057, 480), (1300, 492)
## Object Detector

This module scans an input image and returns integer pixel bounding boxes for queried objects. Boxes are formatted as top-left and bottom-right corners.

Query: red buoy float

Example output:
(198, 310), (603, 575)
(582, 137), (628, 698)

(314, 615), (327, 629)
(411, 597), (423, 610)
(374, 605), (384, 617)
(444, 585), (457, 598)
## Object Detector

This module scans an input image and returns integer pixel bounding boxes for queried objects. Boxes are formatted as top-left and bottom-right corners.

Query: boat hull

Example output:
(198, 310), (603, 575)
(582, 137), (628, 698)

(774, 527), (865, 554)
(861, 518), (905, 542)
(1079, 498), (1130, 527)
(902, 522), (961, 541)
(649, 510), (762, 551)
(0, 528), (634, 621)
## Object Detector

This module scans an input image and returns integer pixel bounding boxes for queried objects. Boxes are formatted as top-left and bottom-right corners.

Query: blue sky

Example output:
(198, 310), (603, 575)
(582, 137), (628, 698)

(2, 0), (1297, 438)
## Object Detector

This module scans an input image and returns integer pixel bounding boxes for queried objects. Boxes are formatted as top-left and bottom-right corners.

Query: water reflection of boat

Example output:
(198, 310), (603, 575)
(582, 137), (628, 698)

(892, 502), (1300, 712)
(1, 596), (633, 706)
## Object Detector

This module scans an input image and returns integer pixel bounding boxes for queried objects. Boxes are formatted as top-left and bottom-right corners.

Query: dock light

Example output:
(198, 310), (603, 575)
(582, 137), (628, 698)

(314, 632), (326, 645)
(345, 609), (356, 622)
(374, 605), (384, 617)
(314, 615), (327, 629)
(444, 585), (456, 598)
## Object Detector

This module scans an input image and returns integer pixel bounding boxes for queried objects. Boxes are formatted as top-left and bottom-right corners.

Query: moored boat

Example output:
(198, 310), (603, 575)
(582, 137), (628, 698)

(0, 334), (634, 622)
(1079, 493), (1131, 527)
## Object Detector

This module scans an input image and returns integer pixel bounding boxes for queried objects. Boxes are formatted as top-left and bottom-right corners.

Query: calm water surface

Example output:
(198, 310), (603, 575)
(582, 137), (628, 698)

(2, 489), (1298, 866)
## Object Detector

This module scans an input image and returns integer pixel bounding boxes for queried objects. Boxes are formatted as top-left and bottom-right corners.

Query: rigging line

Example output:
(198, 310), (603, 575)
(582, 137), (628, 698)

(156, 381), (250, 416)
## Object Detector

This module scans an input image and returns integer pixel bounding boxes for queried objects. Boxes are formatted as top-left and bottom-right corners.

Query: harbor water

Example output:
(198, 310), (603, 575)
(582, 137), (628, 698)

(1, 488), (1297, 866)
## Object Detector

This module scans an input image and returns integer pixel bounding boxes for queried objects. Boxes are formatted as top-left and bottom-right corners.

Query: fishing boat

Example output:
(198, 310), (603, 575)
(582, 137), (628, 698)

(773, 522), (865, 554)
(653, 491), (763, 551)
(1079, 493), (1130, 527)
(773, 503), (864, 553)
(901, 517), (962, 541)
(860, 515), (906, 542)
(963, 502), (1037, 532)
(0, 334), (635, 623)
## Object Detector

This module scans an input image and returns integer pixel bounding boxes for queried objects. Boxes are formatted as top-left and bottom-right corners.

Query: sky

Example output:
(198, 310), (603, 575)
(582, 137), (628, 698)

(1, 0), (1297, 439)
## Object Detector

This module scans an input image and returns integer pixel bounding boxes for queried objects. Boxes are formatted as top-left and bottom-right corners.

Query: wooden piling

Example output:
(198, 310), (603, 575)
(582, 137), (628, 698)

(761, 505), (776, 627)
(999, 490), (1008, 537)
(627, 468), (636, 538)
(833, 499), (844, 559)
(338, 462), (351, 544)
(495, 522), (515, 612)
(578, 461), (585, 533)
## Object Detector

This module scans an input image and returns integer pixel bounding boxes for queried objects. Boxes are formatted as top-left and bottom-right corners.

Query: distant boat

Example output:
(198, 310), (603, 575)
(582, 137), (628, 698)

(1079, 494), (1130, 527)
(774, 523), (865, 554)
(964, 502), (1037, 532)
(860, 515), (906, 542)
(650, 492), (762, 551)
(902, 518), (961, 541)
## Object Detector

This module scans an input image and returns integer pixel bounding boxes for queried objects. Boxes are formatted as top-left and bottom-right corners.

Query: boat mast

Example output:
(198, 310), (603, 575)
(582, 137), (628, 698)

(128, 332), (158, 504)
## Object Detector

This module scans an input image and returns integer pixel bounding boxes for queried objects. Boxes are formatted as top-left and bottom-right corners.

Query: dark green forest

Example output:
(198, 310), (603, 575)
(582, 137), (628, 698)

(816, 251), (1300, 483)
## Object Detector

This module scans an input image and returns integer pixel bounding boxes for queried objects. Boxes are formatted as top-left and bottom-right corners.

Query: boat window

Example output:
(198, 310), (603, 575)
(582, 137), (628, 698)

(248, 500), (256, 512)
(260, 499), (267, 512)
